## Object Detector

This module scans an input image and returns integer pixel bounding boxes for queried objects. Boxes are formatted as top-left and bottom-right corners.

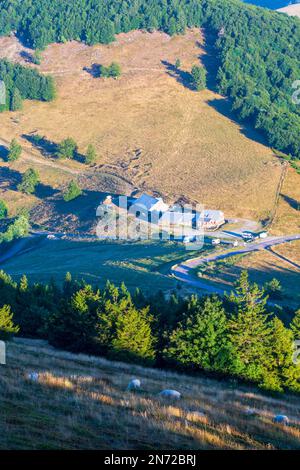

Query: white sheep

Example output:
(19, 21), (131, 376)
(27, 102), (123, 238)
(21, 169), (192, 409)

(159, 389), (181, 399)
(273, 415), (289, 426)
(27, 372), (39, 382)
(127, 379), (141, 391)
(245, 407), (256, 416)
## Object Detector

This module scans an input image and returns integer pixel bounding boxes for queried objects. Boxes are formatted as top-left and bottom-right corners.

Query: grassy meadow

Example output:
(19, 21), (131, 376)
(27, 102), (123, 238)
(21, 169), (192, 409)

(0, 237), (205, 292)
(2, 338), (300, 450)
(0, 30), (285, 223)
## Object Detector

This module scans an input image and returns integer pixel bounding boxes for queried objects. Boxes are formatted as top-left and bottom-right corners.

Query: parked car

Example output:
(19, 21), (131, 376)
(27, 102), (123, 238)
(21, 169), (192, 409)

(242, 231), (254, 241)
(259, 231), (268, 239)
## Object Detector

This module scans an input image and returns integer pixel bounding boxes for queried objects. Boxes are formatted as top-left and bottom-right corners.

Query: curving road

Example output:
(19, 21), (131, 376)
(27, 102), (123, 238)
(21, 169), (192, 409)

(171, 234), (300, 295)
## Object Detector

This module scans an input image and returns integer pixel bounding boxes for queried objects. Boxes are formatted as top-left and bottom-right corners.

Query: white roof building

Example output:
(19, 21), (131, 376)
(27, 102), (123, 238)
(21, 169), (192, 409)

(132, 194), (169, 214)
(160, 210), (195, 227)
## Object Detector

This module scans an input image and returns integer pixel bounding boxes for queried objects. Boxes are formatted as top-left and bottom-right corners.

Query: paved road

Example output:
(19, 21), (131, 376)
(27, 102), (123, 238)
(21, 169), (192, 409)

(171, 234), (300, 295)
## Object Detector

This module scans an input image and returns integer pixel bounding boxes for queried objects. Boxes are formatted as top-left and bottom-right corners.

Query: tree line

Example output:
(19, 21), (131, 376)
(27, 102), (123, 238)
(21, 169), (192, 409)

(0, 59), (56, 112)
(0, 268), (300, 394)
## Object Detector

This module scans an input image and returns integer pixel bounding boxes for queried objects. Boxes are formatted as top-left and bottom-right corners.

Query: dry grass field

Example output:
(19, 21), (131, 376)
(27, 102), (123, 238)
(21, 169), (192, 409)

(0, 29), (285, 222)
(2, 337), (300, 450)
(272, 167), (300, 236)
(197, 240), (300, 308)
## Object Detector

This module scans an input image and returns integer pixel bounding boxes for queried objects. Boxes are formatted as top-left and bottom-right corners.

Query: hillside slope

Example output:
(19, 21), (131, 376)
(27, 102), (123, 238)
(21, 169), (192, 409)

(0, 31), (282, 221)
(1, 338), (300, 450)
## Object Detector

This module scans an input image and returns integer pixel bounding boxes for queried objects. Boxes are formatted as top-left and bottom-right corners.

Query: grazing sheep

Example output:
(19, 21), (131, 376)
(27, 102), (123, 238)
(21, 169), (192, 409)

(245, 407), (256, 416)
(273, 415), (289, 426)
(127, 379), (141, 391)
(27, 372), (39, 382)
(159, 389), (181, 400)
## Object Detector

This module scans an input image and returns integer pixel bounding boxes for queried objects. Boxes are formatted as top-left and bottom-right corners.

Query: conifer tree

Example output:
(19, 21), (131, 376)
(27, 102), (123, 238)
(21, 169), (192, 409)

(8, 139), (22, 162)
(227, 271), (271, 382)
(19, 274), (28, 292)
(0, 305), (19, 340)
(85, 144), (96, 165)
(63, 180), (82, 202)
(17, 168), (40, 194)
(10, 87), (23, 111)
(0, 199), (8, 219)
(263, 317), (300, 393)
(291, 309), (300, 340)
(111, 305), (156, 364)
(191, 65), (207, 91)
(164, 296), (231, 372)
(57, 138), (77, 159)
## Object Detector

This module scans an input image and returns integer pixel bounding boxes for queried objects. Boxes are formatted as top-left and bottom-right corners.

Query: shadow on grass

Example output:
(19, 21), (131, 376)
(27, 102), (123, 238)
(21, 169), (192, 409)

(22, 134), (86, 164)
(280, 194), (299, 211)
(161, 60), (195, 91)
(19, 50), (34, 64)
(83, 63), (101, 78)
(206, 98), (270, 148)
(0, 166), (57, 197)
(0, 145), (9, 161)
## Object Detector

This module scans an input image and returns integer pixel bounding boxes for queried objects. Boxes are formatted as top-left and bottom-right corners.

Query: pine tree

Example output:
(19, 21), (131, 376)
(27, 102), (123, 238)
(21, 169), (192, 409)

(0, 305), (19, 340)
(17, 168), (40, 194)
(10, 87), (23, 111)
(85, 144), (96, 165)
(32, 49), (42, 65)
(291, 309), (300, 340)
(108, 62), (121, 78)
(227, 271), (271, 382)
(263, 317), (300, 393)
(19, 274), (28, 292)
(8, 139), (22, 162)
(63, 180), (82, 202)
(191, 65), (207, 91)
(111, 305), (156, 364)
(57, 138), (77, 159)
(0, 199), (8, 219)
(164, 296), (231, 372)
(175, 58), (181, 69)
(48, 285), (99, 351)
(264, 278), (282, 300)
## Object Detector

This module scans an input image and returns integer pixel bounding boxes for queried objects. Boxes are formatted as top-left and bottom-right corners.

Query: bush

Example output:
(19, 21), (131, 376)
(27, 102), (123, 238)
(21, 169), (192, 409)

(191, 65), (206, 91)
(0, 214), (30, 243)
(0, 305), (19, 341)
(17, 168), (40, 194)
(57, 138), (78, 159)
(8, 139), (22, 162)
(63, 180), (82, 202)
(264, 278), (283, 300)
(84, 144), (96, 165)
(99, 62), (122, 79)
(0, 200), (8, 219)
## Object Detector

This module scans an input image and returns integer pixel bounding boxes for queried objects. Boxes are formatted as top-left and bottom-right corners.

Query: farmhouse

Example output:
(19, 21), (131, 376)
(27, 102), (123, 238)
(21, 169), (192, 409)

(129, 193), (169, 220)
(159, 210), (195, 228)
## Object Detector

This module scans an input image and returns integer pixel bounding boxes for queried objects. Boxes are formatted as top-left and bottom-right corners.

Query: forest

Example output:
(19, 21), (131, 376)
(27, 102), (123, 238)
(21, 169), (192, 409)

(1, 268), (300, 394)
(0, 59), (56, 111)
(0, 0), (299, 159)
